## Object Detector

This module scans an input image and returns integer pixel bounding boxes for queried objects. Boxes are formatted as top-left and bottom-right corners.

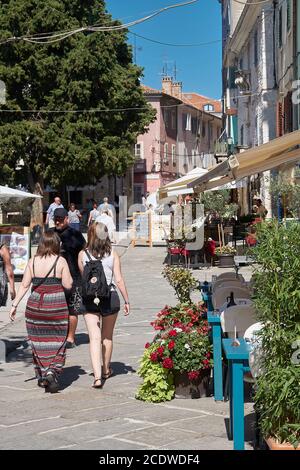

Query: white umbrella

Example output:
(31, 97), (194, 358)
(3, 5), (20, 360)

(0, 185), (42, 202)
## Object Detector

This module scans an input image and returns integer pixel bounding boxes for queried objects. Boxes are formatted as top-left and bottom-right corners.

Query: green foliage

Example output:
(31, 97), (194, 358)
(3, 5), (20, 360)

(270, 176), (300, 218)
(136, 344), (175, 403)
(215, 245), (236, 255)
(251, 220), (300, 447)
(255, 366), (300, 448)
(201, 190), (238, 219)
(0, 0), (155, 189)
(162, 266), (198, 304)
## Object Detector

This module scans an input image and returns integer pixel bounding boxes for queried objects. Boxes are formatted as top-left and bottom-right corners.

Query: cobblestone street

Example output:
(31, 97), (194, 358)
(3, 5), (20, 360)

(0, 245), (255, 450)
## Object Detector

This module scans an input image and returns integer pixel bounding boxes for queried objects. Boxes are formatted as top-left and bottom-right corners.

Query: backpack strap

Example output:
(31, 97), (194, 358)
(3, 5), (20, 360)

(85, 249), (93, 261)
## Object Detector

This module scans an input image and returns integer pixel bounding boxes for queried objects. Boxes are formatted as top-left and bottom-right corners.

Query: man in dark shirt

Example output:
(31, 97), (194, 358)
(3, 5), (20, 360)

(53, 208), (86, 348)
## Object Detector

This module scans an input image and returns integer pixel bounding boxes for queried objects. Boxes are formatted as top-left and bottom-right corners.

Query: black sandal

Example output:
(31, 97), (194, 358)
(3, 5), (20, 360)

(92, 378), (102, 389)
(102, 367), (113, 380)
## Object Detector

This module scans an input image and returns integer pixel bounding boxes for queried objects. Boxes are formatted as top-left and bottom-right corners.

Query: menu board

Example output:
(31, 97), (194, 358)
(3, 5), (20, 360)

(0, 226), (31, 275)
(132, 212), (152, 247)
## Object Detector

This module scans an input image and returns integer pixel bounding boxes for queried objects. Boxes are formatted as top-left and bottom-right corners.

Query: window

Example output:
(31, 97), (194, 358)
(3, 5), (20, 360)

(185, 113), (192, 131)
(171, 111), (176, 130)
(164, 109), (169, 128)
(278, 7), (283, 47)
(135, 142), (144, 159)
(191, 117), (198, 134)
(183, 148), (188, 167)
(182, 113), (187, 131)
(164, 143), (169, 163)
(193, 151), (197, 168)
(204, 103), (215, 112)
(254, 30), (259, 66)
(239, 57), (243, 70)
(287, 0), (291, 32)
(171, 144), (176, 165)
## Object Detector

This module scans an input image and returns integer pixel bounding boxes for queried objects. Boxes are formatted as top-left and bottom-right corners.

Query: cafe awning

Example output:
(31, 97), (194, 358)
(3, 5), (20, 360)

(158, 167), (208, 201)
(186, 130), (300, 193)
(0, 185), (42, 202)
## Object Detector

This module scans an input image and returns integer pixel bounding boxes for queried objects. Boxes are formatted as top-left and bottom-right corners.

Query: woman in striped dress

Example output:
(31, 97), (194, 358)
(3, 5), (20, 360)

(9, 231), (73, 393)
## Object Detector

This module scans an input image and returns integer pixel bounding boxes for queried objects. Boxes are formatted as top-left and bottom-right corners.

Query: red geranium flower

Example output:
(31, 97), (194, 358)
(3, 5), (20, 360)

(162, 358), (174, 369)
(145, 342), (151, 349)
(168, 329), (177, 337)
(150, 352), (159, 362)
(168, 340), (175, 350)
(156, 346), (165, 356)
(188, 370), (200, 380)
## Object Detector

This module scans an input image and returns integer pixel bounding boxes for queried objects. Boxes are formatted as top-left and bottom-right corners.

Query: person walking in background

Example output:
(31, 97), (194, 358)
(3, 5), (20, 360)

(68, 203), (82, 231)
(96, 209), (116, 243)
(53, 208), (86, 348)
(45, 196), (64, 229)
(78, 223), (130, 388)
(9, 231), (72, 393)
(97, 197), (114, 217)
(88, 202), (100, 227)
(0, 243), (16, 308)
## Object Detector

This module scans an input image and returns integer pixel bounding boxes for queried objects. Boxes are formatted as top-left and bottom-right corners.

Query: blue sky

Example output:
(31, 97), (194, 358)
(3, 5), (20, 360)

(105, 0), (222, 100)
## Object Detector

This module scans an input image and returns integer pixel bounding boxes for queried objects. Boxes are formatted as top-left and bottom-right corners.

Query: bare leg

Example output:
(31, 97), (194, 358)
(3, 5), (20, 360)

(101, 313), (118, 376)
(66, 315), (78, 343)
(84, 313), (101, 383)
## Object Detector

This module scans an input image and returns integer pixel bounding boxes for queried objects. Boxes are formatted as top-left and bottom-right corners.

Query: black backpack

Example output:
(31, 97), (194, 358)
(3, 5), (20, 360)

(81, 250), (111, 306)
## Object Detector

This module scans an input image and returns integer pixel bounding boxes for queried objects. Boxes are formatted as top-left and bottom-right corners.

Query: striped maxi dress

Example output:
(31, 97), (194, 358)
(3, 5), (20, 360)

(25, 256), (69, 380)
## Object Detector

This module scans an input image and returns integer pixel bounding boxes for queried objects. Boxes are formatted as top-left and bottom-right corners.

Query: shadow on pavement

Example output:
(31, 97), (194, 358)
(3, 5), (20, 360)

(224, 411), (256, 449)
(74, 332), (89, 346)
(59, 365), (87, 390)
(110, 361), (136, 376)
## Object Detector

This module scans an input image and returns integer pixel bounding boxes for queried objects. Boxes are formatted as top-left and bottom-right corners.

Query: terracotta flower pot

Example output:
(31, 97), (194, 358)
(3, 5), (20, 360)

(174, 369), (211, 399)
(266, 437), (300, 450)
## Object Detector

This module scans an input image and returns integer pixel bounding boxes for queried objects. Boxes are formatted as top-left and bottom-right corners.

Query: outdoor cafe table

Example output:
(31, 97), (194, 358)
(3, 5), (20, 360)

(222, 338), (251, 451)
(234, 255), (255, 276)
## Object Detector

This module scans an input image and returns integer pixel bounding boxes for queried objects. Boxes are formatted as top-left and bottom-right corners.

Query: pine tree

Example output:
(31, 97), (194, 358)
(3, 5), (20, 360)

(0, 0), (155, 194)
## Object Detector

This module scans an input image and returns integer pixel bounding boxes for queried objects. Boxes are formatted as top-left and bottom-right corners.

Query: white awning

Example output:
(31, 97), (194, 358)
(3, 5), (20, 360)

(186, 130), (300, 193)
(0, 185), (42, 202)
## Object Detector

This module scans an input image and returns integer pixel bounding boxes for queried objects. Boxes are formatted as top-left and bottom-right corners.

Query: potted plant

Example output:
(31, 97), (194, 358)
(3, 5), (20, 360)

(136, 268), (212, 403)
(251, 221), (300, 449)
(136, 305), (212, 401)
(215, 245), (236, 267)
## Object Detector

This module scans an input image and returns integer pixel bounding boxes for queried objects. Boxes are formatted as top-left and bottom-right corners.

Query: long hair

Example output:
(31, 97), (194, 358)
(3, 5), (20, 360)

(36, 231), (61, 257)
(87, 223), (111, 259)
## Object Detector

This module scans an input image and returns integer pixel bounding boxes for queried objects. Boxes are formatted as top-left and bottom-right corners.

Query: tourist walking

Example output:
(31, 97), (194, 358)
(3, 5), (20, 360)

(95, 209), (116, 243)
(9, 231), (72, 393)
(78, 223), (130, 388)
(53, 208), (86, 348)
(97, 197), (114, 217)
(46, 196), (64, 229)
(88, 202), (100, 226)
(0, 243), (16, 307)
(68, 203), (82, 231)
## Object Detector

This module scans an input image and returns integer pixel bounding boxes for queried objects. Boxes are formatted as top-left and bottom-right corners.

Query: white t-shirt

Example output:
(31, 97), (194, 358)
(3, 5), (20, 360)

(95, 214), (116, 240)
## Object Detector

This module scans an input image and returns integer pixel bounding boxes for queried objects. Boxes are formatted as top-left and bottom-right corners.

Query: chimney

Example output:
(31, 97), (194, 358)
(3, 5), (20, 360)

(162, 76), (173, 95)
(172, 81), (182, 99)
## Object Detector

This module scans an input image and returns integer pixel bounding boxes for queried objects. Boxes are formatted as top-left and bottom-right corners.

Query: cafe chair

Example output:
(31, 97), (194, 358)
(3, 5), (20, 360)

(212, 286), (251, 310)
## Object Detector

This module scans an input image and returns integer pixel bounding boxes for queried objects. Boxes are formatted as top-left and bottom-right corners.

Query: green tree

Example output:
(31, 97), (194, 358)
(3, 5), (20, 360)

(0, 0), (155, 195)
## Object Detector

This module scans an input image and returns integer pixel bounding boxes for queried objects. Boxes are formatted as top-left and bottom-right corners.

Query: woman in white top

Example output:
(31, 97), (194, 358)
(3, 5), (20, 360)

(78, 223), (130, 388)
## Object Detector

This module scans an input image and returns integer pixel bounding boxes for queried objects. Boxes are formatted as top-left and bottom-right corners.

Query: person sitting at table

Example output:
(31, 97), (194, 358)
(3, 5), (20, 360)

(245, 226), (257, 247)
(205, 237), (216, 264)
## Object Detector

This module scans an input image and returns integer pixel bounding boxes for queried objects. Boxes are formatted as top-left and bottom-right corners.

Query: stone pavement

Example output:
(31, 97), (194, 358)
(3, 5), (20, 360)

(0, 243), (255, 450)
